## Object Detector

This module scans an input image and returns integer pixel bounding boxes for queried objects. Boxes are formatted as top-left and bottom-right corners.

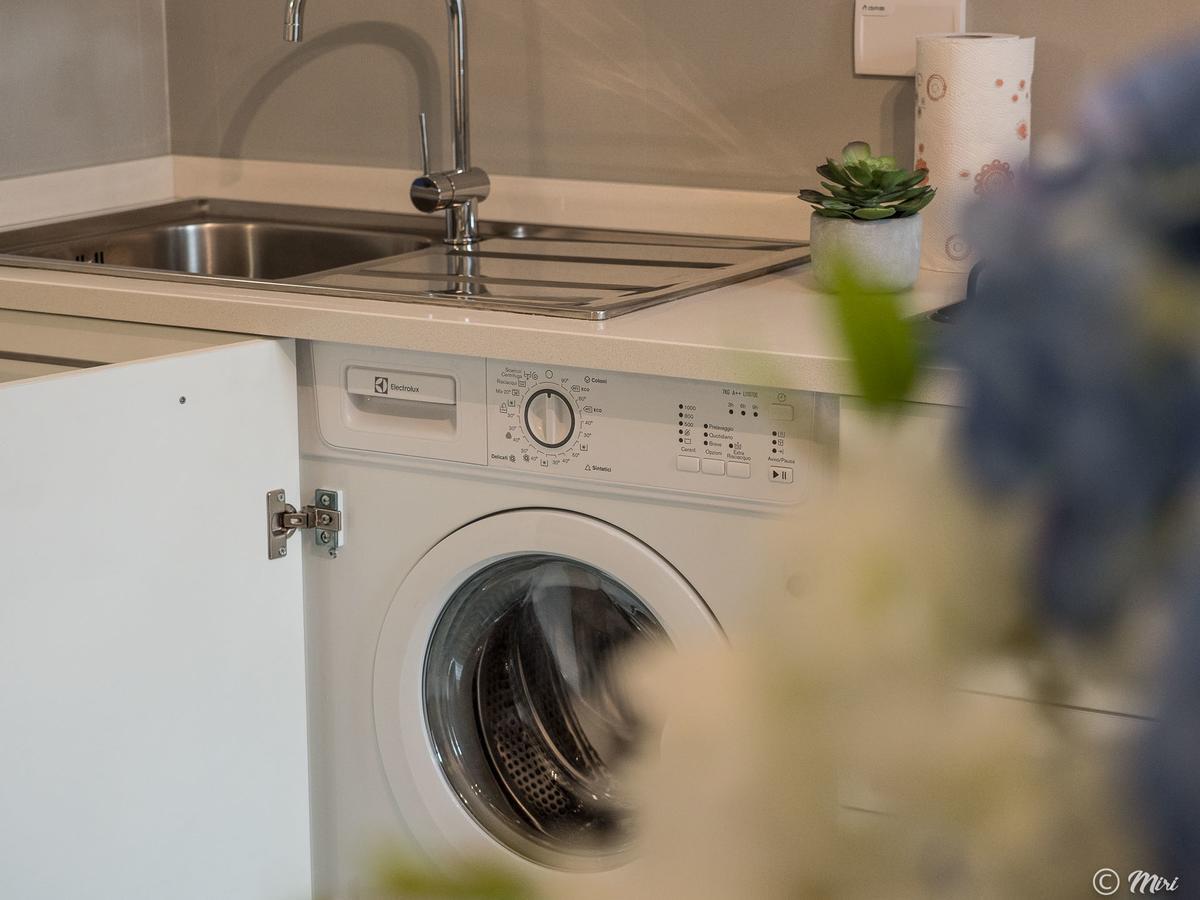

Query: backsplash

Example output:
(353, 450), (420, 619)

(3, 1), (1197, 190)
(162, 0), (1200, 192)
(0, 0), (169, 179)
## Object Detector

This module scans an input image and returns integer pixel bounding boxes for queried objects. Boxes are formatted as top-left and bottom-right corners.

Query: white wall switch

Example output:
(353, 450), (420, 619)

(854, 0), (967, 76)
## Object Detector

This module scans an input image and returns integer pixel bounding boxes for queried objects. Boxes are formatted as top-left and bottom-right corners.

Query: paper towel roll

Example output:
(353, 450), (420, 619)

(915, 33), (1036, 272)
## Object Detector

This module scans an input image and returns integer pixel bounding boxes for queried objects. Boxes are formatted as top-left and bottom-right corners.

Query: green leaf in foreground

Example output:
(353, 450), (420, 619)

(852, 207), (897, 220)
(376, 855), (533, 900)
(825, 259), (920, 411)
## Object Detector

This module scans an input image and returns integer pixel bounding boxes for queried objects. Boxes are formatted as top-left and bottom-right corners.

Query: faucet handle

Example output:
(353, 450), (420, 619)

(418, 112), (432, 176)
(410, 110), (490, 218)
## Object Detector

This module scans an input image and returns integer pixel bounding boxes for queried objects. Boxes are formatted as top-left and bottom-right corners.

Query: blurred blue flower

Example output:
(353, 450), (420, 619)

(952, 198), (1200, 629)
(947, 38), (1200, 882)
(1082, 39), (1200, 269)
(1081, 40), (1200, 172)
(950, 41), (1200, 632)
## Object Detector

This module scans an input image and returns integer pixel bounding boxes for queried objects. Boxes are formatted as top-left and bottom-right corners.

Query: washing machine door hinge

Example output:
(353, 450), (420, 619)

(266, 488), (345, 560)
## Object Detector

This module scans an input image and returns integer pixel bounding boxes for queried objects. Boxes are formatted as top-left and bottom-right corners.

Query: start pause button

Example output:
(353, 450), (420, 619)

(769, 466), (794, 484)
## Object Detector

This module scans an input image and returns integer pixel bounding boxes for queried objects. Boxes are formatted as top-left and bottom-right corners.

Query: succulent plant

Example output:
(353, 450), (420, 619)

(800, 141), (936, 221)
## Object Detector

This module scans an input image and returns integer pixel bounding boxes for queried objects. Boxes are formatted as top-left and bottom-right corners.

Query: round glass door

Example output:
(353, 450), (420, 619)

(373, 510), (722, 873)
(423, 555), (668, 866)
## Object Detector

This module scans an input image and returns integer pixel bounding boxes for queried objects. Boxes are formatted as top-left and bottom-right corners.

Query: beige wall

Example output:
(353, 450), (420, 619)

(0, 0), (170, 179)
(162, 0), (1200, 191)
(11, 1), (1195, 189)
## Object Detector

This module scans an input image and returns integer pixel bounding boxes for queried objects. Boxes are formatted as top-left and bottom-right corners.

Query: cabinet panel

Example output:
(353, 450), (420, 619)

(838, 397), (954, 461)
(836, 394), (1151, 719)
(0, 336), (310, 900)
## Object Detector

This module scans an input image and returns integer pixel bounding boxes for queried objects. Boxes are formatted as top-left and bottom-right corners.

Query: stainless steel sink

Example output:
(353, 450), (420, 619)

(0, 200), (433, 281)
(0, 199), (809, 320)
(17, 220), (430, 281)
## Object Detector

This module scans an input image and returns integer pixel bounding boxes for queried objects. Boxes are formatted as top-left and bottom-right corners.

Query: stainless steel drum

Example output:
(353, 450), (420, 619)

(423, 555), (667, 867)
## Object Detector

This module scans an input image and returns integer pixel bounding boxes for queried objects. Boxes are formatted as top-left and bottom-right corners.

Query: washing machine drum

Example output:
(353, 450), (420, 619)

(423, 554), (667, 864)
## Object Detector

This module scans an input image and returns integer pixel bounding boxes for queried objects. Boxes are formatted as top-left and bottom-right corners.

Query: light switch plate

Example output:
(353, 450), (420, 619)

(854, 0), (967, 76)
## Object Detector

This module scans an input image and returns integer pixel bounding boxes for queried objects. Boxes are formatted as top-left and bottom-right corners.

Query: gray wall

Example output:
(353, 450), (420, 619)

(0, 0), (170, 179)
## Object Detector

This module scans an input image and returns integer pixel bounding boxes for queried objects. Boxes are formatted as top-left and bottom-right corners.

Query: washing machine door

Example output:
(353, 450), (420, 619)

(373, 509), (723, 871)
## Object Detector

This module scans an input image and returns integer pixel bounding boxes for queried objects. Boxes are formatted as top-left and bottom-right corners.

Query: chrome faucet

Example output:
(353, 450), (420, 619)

(283, 0), (490, 247)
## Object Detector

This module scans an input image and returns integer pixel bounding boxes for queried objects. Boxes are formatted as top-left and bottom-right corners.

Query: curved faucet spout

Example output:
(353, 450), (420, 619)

(284, 0), (305, 42)
(446, 0), (469, 173)
(281, 0), (487, 246)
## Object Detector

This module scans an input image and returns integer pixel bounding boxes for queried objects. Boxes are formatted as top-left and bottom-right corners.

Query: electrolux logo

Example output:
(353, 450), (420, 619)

(372, 375), (423, 396)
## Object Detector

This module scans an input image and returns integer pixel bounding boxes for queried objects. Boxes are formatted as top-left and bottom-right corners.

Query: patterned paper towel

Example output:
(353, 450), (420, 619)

(915, 34), (1036, 272)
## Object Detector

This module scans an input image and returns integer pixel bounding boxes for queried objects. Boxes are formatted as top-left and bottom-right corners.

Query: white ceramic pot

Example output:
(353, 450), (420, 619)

(809, 212), (923, 293)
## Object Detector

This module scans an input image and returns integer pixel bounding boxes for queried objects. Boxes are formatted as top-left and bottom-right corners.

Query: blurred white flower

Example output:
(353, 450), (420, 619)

(559, 430), (1144, 900)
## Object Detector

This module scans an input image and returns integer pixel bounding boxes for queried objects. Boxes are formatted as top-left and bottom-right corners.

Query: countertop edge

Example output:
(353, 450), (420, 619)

(0, 266), (961, 405)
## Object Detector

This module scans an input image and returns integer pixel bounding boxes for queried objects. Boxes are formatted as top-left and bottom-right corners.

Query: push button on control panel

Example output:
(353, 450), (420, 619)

(768, 404), (794, 422)
(770, 466), (794, 484)
(701, 459), (726, 476)
(676, 455), (701, 473)
(727, 462), (751, 479)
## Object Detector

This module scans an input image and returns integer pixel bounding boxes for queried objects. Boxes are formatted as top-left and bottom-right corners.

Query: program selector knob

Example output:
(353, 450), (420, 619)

(524, 388), (576, 448)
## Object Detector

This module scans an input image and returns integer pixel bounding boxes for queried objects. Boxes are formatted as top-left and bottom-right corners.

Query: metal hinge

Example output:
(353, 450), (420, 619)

(267, 488), (345, 560)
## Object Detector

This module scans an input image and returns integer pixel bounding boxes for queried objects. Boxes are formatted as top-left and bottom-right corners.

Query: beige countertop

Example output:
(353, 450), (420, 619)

(0, 156), (965, 402)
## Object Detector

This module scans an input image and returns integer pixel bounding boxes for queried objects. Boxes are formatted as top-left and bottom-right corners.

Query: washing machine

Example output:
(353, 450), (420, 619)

(297, 341), (828, 896)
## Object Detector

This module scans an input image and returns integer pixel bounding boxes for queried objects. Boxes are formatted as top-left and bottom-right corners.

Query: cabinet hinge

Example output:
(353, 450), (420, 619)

(267, 488), (345, 560)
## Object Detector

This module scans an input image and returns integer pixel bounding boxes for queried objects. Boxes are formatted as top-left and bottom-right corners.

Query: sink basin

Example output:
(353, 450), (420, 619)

(0, 199), (809, 319)
(0, 200), (432, 281)
(20, 221), (430, 281)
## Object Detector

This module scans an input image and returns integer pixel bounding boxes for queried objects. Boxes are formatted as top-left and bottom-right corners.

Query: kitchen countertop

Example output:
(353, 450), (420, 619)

(0, 156), (965, 402)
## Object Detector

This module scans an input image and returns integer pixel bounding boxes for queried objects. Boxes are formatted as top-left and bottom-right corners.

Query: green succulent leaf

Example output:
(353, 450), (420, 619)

(876, 168), (912, 191)
(818, 162), (854, 186)
(873, 184), (933, 205)
(852, 207), (898, 220)
(884, 172), (927, 194)
(844, 161), (877, 186)
(805, 193), (856, 211)
(813, 208), (853, 218)
(821, 182), (867, 202)
(895, 191), (936, 214)
(841, 141), (872, 164)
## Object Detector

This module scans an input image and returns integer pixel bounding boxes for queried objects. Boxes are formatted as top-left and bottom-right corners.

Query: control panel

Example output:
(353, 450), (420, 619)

(485, 360), (813, 502)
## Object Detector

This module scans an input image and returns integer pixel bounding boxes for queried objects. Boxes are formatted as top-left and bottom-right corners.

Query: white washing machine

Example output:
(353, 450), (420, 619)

(297, 341), (827, 896)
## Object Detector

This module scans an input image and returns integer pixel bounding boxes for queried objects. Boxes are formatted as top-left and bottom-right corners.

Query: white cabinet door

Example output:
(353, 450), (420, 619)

(0, 339), (311, 900)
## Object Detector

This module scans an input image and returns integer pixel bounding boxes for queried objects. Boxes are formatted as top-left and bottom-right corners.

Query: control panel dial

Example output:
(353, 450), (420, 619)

(524, 387), (576, 449)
